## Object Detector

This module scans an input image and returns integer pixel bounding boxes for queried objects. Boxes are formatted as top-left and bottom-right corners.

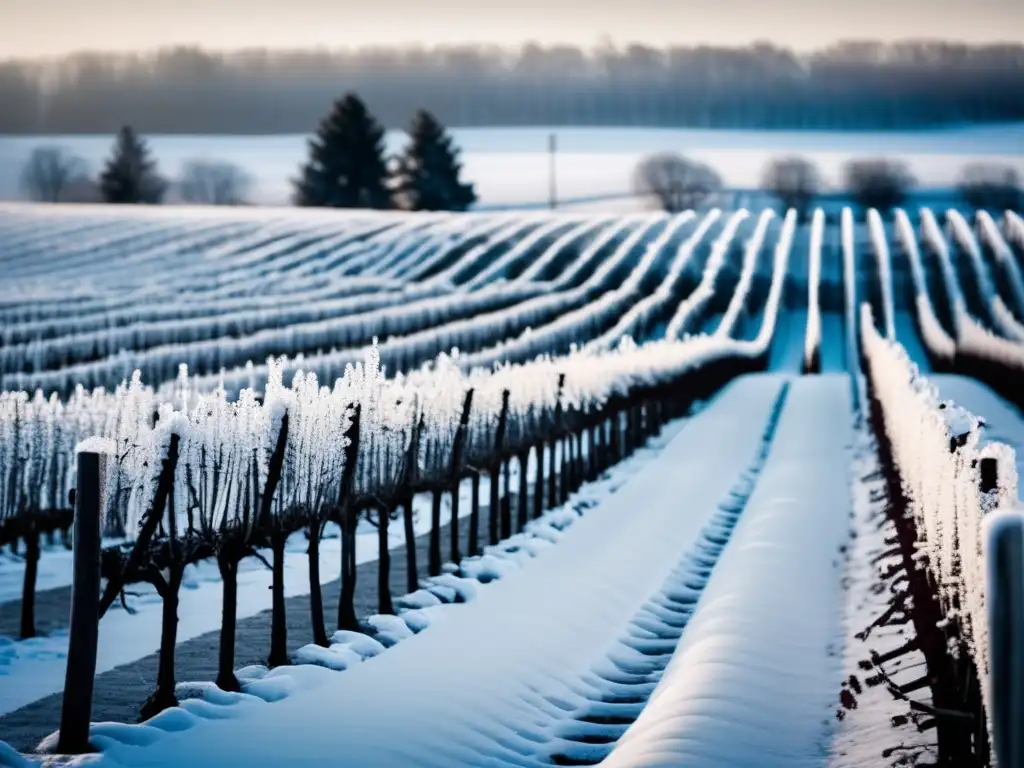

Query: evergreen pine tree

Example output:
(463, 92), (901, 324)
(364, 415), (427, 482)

(294, 94), (391, 208)
(98, 126), (166, 204)
(393, 110), (476, 212)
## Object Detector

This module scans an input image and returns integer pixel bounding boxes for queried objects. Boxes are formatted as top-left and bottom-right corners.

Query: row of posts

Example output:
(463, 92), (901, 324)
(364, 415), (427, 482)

(51, 356), (820, 755)
(52, 391), (665, 753)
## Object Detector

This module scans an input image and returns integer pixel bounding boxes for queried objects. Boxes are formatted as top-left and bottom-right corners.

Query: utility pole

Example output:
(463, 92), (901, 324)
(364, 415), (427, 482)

(548, 132), (557, 211)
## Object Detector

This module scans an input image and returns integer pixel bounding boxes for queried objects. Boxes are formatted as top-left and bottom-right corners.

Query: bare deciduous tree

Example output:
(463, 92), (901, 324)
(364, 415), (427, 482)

(19, 147), (88, 202)
(843, 158), (915, 214)
(178, 160), (253, 205)
(762, 156), (821, 221)
(957, 163), (1021, 212)
(633, 153), (722, 213)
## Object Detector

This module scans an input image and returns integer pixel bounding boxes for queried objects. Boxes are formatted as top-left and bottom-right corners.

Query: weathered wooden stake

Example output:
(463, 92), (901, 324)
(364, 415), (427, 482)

(428, 490), (443, 576)
(547, 436), (558, 509)
(517, 451), (530, 531)
(549, 375), (565, 508)
(492, 390), (511, 543)
(449, 390), (474, 566)
(500, 459), (512, 540)
(377, 506), (394, 615)
(337, 406), (362, 632)
(57, 451), (103, 755)
(488, 465), (500, 546)
(467, 473), (481, 557)
(533, 442), (546, 520)
(20, 521), (39, 640)
(402, 497), (417, 595)
(559, 436), (570, 505)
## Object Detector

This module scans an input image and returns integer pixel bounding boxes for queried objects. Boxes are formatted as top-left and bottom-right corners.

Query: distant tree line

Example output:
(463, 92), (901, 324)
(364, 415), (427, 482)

(20, 132), (244, 206)
(20, 96), (477, 211)
(633, 153), (1021, 217)
(23, 126), (1020, 215)
(3, 40), (1024, 134)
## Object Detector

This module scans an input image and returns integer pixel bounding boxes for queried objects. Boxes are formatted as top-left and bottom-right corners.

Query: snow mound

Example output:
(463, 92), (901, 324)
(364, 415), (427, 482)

(602, 376), (851, 767)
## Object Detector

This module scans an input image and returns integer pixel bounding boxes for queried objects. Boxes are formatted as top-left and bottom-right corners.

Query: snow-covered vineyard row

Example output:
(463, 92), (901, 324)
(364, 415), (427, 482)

(0, 204), (1019, 391)
(0, 202), (1023, 767)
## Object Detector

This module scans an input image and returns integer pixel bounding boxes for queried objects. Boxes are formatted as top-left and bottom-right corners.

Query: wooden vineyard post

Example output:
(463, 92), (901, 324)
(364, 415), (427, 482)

(265, 413), (292, 669)
(609, 409), (622, 466)
(595, 420), (607, 476)
(429, 489), (443, 576)
(565, 434), (573, 512)
(495, 391), (511, 541)
(500, 459), (512, 540)
(57, 450), (105, 755)
(377, 503), (394, 616)
(563, 432), (575, 497)
(19, 514), (39, 640)
(587, 424), (598, 480)
(468, 473), (481, 557)
(533, 441), (546, 520)
(337, 406), (362, 632)
(548, 375), (565, 509)
(566, 433), (577, 498)
(985, 508), (1024, 768)
(546, 434), (559, 510)
(571, 430), (583, 493)
(449, 390), (473, 566)
(402, 415), (424, 596)
(516, 449), (530, 531)
(980, 457), (999, 494)
(627, 403), (640, 455)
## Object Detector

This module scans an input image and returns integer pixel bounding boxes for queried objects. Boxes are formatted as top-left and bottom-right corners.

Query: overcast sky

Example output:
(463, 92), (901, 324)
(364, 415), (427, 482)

(2, 0), (1022, 57)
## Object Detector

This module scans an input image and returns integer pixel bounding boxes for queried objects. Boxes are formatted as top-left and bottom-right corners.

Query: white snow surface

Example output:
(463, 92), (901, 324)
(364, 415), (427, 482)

(602, 375), (851, 767)
(0, 492), (471, 716)
(829, 433), (938, 768)
(78, 373), (799, 767)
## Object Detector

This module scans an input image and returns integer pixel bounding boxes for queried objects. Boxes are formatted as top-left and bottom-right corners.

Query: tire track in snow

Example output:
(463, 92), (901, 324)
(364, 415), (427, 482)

(532, 382), (790, 765)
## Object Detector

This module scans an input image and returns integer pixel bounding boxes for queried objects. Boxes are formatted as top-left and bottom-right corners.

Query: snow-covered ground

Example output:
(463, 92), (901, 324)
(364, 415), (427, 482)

(1, 193), (1023, 765)
(932, 374), (1024, 483)
(0, 490), (475, 717)
(603, 375), (851, 767)
(829, 434), (938, 768)
(1, 124), (1022, 206)
(66, 374), (816, 767)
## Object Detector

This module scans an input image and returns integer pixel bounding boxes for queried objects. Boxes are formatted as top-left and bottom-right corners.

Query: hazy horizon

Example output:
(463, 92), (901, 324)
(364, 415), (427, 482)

(3, 0), (1023, 59)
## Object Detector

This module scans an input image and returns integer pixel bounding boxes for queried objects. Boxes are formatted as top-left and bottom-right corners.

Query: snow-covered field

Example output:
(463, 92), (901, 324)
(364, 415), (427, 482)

(1, 200), (1023, 766)
(2, 124), (1023, 207)
(0, 498), (466, 717)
